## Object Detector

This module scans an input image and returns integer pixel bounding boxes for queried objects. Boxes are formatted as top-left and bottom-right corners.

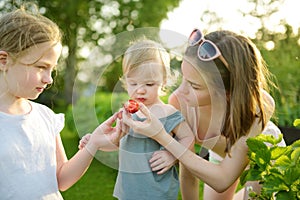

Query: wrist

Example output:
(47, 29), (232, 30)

(152, 128), (172, 145)
(85, 140), (98, 156)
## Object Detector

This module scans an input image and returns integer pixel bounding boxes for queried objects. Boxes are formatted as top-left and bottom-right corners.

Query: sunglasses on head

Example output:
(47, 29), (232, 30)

(188, 28), (229, 70)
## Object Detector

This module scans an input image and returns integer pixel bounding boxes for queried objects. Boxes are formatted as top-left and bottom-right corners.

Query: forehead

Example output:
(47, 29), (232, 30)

(126, 62), (164, 81)
(181, 60), (206, 85)
(17, 42), (62, 64)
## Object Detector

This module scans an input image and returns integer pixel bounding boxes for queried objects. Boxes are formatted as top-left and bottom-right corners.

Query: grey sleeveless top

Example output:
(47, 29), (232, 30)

(113, 111), (184, 200)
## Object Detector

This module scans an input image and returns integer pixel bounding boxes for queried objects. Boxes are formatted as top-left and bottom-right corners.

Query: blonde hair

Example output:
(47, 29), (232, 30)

(185, 30), (274, 153)
(122, 39), (170, 88)
(0, 5), (62, 62)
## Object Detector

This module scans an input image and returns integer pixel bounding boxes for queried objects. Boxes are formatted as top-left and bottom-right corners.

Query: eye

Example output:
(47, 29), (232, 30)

(36, 65), (47, 69)
(188, 81), (202, 90)
(191, 85), (201, 90)
(146, 83), (155, 86)
(128, 82), (137, 86)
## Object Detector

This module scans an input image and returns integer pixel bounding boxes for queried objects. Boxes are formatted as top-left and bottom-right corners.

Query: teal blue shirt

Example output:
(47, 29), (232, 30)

(113, 111), (184, 200)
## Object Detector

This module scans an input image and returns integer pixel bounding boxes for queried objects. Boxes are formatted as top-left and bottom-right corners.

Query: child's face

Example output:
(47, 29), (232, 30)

(176, 60), (211, 107)
(125, 62), (164, 107)
(5, 42), (62, 100)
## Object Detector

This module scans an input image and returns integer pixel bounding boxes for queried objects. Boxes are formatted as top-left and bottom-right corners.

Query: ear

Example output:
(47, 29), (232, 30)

(0, 50), (8, 71)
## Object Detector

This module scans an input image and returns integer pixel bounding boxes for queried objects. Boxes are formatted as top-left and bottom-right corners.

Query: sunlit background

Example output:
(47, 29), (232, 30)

(161, 0), (300, 38)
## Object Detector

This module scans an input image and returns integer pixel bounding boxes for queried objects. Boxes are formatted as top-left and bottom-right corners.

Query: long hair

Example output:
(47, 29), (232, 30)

(185, 30), (274, 153)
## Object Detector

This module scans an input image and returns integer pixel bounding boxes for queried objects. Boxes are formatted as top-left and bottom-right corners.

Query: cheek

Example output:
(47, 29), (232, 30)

(196, 91), (211, 105)
(126, 86), (135, 96)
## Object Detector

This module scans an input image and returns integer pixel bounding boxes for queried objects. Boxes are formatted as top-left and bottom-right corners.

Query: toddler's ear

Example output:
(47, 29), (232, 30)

(0, 51), (8, 71)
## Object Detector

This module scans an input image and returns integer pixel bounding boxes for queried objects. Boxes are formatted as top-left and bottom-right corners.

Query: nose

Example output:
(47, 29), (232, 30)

(42, 70), (53, 85)
(177, 82), (189, 95)
(135, 85), (146, 94)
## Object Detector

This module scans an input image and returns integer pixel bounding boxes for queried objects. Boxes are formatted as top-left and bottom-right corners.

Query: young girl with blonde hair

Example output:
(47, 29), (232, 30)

(0, 6), (123, 199)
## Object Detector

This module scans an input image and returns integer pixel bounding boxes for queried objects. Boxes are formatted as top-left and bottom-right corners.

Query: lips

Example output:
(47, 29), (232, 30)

(36, 87), (45, 92)
(136, 98), (146, 103)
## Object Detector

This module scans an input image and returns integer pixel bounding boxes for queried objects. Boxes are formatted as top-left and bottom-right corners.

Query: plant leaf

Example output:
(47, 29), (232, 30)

(293, 119), (300, 127)
(255, 133), (283, 146)
(270, 146), (288, 160)
(276, 190), (296, 200)
(284, 167), (300, 185)
(247, 138), (271, 169)
(240, 168), (263, 185)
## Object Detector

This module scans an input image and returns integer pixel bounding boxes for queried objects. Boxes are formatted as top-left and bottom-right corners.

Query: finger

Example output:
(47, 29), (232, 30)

(156, 167), (168, 175)
(120, 120), (129, 135)
(137, 103), (151, 118)
(149, 152), (161, 163)
(150, 157), (164, 168)
(105, 112), (119, 126)
(122, 110), (135, 127)
(116, 110), (123, 119)
(151, 161), (165, 171)
(116, 119), (122, 136)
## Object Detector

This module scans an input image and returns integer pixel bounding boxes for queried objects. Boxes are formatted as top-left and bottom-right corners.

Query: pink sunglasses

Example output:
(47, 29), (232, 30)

(188, 28), (229, 70)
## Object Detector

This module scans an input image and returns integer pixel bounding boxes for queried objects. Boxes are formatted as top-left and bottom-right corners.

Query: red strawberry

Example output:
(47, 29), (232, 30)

(124, 99), (140, 113)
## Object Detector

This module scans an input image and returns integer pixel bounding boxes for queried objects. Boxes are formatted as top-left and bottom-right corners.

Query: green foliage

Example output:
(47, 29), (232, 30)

(65, 92), (129, 137)
(240, 133), (300, 199)
(255, 25), (300, 127)
(294, 119), (300, 127)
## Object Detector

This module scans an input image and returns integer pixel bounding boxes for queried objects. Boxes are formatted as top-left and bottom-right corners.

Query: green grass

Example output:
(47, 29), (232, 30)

(60, 128), (119, 199)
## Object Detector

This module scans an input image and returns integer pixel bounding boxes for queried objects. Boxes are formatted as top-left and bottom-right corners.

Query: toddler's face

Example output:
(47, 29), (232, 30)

(125, 62), (164, 106)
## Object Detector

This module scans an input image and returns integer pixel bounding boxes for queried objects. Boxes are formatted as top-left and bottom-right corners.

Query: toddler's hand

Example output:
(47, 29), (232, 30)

(149, 150), (177, 174)
(78, 133), (91, 150)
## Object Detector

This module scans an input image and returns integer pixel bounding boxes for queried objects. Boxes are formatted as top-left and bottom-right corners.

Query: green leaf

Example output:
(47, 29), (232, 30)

(255, 133), (283, 146)
(294, 119), (300, 127)
(276, 190), (296, 200)
(247, 138), (271, 168)
(270, 146), (288, 160)
(291, 139), (300, 149)
(240, 169), (263, 185)
(284, 167), (300, 185)
(263, 176), (289, 195)
(240, 170), (249, 186)
(274, 155), (291, 169)
(291, 148), (300, 164)
(247, 137), (268, 152)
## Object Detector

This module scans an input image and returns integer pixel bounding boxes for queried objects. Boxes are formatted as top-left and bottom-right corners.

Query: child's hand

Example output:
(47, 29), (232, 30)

(149, 150), (177, 174)
(85, 110), (129, 153)
(108, 115), (129, 146)
(122, 103), (164, 138)
(78, 133), (91, 150)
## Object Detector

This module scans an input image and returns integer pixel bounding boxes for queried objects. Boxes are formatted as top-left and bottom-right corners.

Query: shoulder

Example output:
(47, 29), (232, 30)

(168, 92), (180, 110)
(30, 101), (54, 113)
(150, 103), (179, 118)
(30, 101), (65, 129)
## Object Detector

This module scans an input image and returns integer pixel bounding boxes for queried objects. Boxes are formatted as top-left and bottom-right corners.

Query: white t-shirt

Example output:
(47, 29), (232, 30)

(0, 101), (65, 200)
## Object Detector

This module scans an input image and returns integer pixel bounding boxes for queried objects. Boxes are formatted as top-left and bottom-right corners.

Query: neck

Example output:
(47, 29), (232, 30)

(0, 94), (31, 115)
(197, 105), (225, 139)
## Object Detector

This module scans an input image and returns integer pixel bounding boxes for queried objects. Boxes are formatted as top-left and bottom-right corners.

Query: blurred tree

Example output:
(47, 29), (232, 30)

(0, 0), (181, 108)
(241, 0), (300, 127)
